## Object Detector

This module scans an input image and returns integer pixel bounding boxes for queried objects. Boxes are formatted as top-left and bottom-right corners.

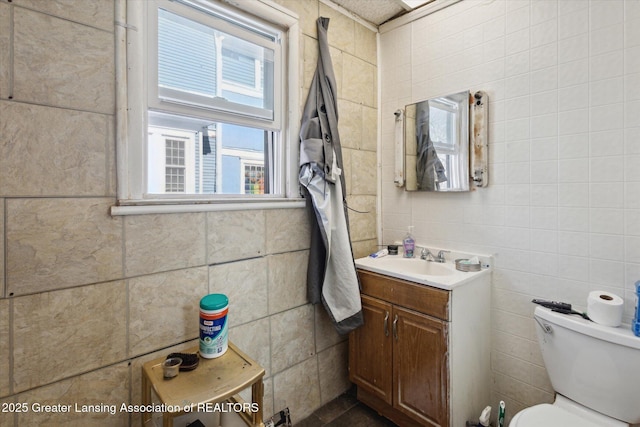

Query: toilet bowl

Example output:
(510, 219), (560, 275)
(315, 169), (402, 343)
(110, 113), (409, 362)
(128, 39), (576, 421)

(509, 395), (627, 427)
(509, 306), (640, 427)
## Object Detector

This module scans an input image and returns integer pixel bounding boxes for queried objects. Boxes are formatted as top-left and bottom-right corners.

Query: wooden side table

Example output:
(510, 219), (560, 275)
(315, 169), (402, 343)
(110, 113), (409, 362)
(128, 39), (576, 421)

(141, 341), (265, 427)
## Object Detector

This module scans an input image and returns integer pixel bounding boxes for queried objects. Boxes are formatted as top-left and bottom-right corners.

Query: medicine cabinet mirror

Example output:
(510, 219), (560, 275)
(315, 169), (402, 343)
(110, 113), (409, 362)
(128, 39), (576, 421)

(404, 90), (470, 192)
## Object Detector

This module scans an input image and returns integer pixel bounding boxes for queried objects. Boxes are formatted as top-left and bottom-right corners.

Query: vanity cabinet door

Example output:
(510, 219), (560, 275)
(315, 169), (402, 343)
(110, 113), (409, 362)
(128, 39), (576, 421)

(393, 306), (449, 427)
(349, 295), (393, 405)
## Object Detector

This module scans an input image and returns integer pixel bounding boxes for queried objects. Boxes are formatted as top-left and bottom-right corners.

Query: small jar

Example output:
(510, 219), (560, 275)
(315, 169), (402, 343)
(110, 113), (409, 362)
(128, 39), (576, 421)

(162, 357), (182, 379)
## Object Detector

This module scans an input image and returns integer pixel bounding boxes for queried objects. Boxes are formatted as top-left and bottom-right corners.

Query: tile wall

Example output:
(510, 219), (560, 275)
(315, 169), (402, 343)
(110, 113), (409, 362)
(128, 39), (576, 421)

(0, 0), (378, 425)
(380, 0), (640, 423)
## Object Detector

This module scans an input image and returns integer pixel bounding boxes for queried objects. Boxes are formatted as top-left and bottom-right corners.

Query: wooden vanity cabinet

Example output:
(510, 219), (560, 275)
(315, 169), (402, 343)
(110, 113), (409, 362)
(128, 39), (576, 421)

(394, 305), (448, 426)
(349, 269), (491, 427)
(349, 295), (394, 405)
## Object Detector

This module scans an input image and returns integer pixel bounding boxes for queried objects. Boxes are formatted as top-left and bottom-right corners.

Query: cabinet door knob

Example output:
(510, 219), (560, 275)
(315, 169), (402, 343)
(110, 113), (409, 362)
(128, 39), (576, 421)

(393, 314), (399, 341)
(384, 311), (390, 337)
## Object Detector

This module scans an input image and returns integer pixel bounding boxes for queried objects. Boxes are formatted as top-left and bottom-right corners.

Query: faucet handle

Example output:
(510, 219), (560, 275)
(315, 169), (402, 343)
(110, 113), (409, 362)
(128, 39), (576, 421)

(437, 250), (450, 262)
(420, 248), (433, 261)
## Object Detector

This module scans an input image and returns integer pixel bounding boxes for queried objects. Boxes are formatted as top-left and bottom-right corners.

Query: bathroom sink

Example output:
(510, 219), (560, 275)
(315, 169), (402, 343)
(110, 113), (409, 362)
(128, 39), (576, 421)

(373, 257), (453, 276)
(355, 251), (491, 290)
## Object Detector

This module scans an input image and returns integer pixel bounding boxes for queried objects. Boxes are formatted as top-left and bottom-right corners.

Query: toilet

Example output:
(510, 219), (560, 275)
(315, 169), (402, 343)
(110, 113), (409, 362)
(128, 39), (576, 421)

(510, 306), (640, 427)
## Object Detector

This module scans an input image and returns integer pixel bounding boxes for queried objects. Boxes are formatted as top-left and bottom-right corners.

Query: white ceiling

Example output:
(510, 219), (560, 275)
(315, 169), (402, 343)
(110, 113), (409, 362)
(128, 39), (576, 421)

(330, 0), (434, 26)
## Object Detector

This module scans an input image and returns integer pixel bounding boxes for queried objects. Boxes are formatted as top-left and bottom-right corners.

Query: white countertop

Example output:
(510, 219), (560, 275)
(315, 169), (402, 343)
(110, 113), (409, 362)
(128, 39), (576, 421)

(355, 251), (491, 291)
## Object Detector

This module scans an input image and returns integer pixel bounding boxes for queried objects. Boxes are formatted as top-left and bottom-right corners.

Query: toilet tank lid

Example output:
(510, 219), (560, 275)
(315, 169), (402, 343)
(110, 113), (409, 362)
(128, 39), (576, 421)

(535, 306), (640, 350)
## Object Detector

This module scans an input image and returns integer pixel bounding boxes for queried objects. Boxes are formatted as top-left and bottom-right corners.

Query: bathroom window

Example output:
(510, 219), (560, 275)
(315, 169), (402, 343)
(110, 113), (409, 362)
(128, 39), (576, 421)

(116, 0), (300, 213)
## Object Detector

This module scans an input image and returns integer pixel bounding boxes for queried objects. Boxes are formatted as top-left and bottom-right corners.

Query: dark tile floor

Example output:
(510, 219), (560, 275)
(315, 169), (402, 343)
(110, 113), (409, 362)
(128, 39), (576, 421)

(295, 388), (398, 427)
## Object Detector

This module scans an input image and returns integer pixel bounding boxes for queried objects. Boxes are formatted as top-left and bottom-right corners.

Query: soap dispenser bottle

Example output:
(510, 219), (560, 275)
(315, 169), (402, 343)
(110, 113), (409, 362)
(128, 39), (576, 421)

(403, 226), (415, 258)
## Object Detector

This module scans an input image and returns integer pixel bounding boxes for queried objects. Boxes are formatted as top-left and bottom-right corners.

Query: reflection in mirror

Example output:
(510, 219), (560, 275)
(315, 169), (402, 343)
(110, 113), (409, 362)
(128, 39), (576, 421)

(404, 91), (469, 192)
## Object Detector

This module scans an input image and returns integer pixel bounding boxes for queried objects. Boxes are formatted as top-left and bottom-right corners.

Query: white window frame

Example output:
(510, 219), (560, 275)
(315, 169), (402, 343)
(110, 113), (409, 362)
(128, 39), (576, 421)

(149, 0), (279, 123)
(113, 0), (302, 215)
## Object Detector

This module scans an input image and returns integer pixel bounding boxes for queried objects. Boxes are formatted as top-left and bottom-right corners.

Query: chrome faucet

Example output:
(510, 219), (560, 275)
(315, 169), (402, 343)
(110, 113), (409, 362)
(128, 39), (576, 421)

(420, 248), (436, 262)
(435, 250), (450, 263)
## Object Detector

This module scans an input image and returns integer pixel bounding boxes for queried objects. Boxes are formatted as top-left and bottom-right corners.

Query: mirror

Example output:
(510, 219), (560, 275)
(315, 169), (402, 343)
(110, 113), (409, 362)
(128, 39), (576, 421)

(404, 91), (470, 192)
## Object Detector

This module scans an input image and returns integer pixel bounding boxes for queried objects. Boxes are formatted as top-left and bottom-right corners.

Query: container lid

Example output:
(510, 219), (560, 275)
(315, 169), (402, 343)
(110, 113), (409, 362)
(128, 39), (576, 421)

(200, 294), (228, 310)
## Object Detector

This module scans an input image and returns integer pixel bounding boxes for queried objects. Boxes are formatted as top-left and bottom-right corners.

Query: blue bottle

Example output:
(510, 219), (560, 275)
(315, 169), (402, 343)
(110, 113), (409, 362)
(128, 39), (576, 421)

(633, 281), (640, 337)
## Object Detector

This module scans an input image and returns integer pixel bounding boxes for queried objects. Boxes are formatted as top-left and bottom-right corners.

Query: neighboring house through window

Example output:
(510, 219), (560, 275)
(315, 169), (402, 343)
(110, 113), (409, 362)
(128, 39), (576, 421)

(115, 0), (300, 211)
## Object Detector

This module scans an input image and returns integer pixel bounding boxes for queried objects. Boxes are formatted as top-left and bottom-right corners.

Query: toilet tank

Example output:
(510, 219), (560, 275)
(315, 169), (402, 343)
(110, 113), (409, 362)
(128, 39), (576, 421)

(534, 306), (640, 424)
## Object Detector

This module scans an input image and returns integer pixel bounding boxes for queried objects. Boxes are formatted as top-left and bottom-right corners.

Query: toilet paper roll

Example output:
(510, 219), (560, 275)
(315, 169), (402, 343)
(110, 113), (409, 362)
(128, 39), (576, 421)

(587, 291), (624, 327)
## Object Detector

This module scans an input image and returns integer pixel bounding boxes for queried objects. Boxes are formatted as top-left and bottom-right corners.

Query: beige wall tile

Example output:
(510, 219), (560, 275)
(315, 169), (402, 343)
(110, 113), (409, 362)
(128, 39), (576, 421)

(343, 54), (377, 108)
(319, 3), (355, 56)
(350, 149), (378, 195)
(318, 342), (350, 404)
(272, 357), (321, 421)
(270, 304), (314, 374)
(0, 101), (110, 196)
(13, 9), (114, 114)
(15, 363), (129, 427)
(12, 281), (126, 392)
(6, 198), (123, 296)
(14, 0), (114, 31)
(337, 99), (363, 150)
(268, 251), (308, 315)
(125, 212), (205, 277)
(0, 3), (9, 99)
(209, 258), (268, 326)
(351, 239), (378, 259)
(129, 267), (208, 357)
(347, 195), (377, 242)
(265, 208), (310, 254)
(362, 106), (378, 151)
(314, 304), (346, 353)
(230, 319), (271, 378)
(0, 299), (9, 398)
(355, 22), (377, 65)
(207, 210), (266, 264)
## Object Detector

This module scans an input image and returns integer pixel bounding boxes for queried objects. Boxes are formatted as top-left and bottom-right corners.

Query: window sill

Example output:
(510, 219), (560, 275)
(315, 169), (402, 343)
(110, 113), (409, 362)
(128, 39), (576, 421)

(110, 197), (305, 216)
